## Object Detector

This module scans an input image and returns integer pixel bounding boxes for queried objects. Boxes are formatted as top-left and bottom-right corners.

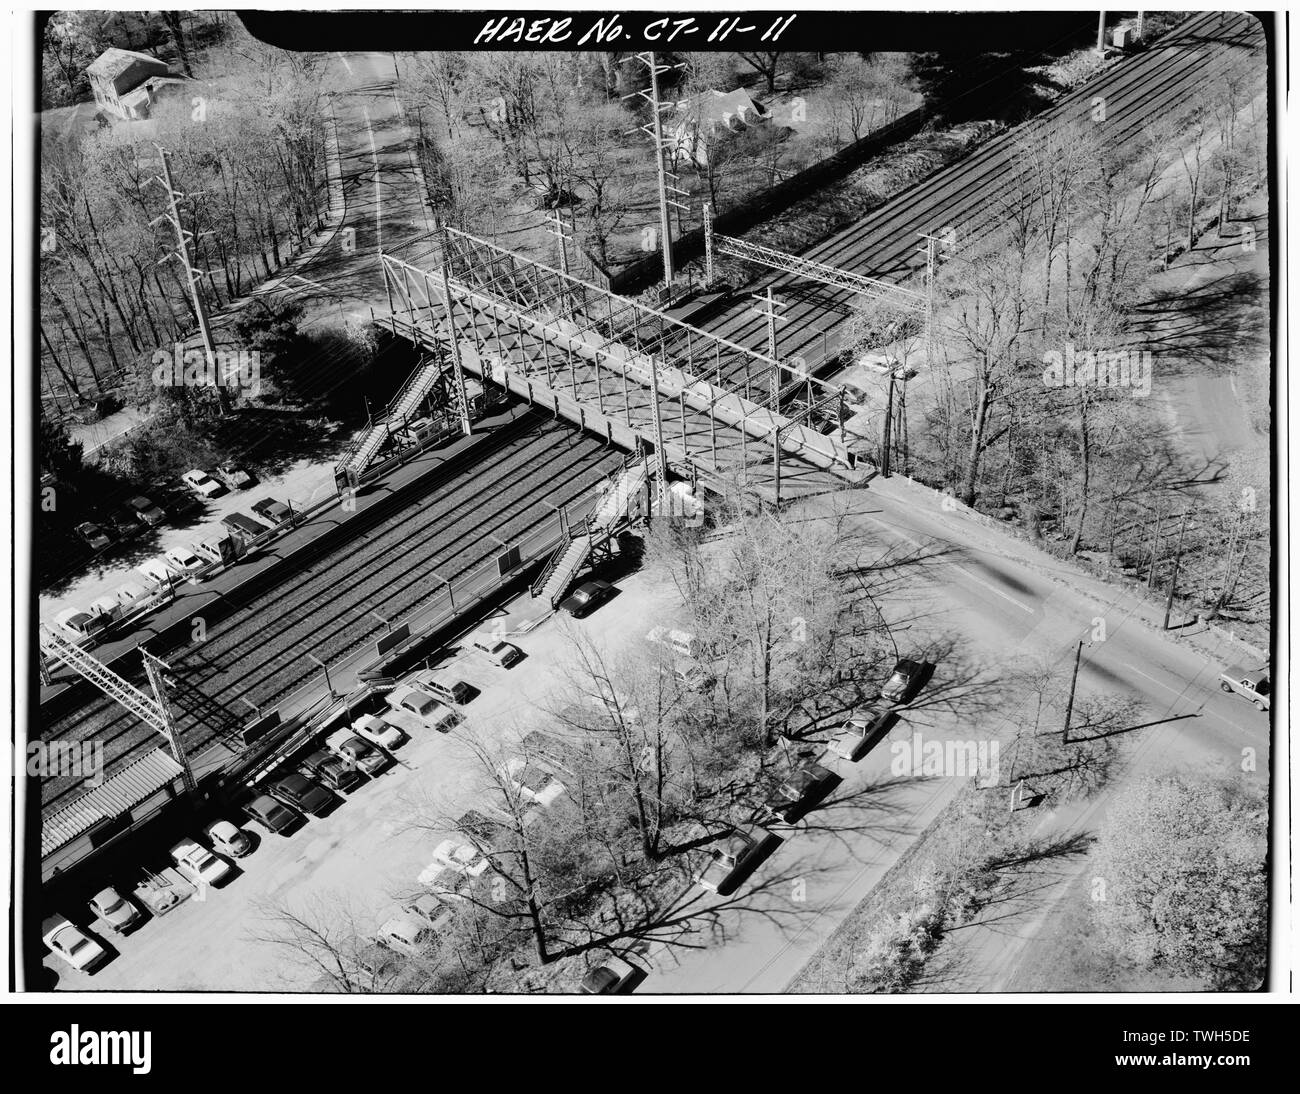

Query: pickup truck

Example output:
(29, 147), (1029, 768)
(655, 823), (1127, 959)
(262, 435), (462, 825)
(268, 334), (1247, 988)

(696, 827), (784, 897)
(385, 685), (459, 734)
(169, 838), (233, 887)
(1219, 665), (1270, 711)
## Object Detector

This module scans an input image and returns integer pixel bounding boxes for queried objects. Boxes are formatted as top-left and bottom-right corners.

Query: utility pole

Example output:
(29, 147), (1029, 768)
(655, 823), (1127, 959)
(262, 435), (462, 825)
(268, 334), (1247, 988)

(918, 231), (941, 369)
(140, 648), (198, 795)
(1145, 508), (1164, 591)
(149, 145), (226, 413)
(750, 288), (788, 506)
(622, 53), (687, 296)
(1062, 639), (1084, 744)
(703, 201), (715, 288)
(1163, 509), (1191, 629)
(881, 370), (896, 476)
(1136, 11), (1146, 42)
(1096, 11), (1108, 53)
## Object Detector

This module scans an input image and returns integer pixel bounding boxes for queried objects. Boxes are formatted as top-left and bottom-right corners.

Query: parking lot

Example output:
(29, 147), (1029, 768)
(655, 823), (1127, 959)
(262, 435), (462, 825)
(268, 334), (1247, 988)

(44, 562), (682, 991)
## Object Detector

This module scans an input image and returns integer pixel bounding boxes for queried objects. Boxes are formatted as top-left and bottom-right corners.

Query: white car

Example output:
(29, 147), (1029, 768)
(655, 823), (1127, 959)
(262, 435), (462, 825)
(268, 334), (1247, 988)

(164, 546), (206, 577)
(418, 838), (490, 887)
(169, 838), (233, 887)
(467, 631), (523, 667)
(136, 559), (176, 589)
(377, 915), (440, 958)
(352, 713), (407, 751)
(182, 469), (225, 498)
(88, 887), (142, 933)
(42, 914), (107, 971)
(500, 757), (566, 808)
(205, 819), (253, 858)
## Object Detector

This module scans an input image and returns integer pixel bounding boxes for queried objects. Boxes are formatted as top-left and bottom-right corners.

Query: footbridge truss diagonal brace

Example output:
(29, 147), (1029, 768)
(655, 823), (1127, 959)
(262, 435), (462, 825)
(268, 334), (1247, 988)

(709, 230), (927, 313)
(379, 234), (861, 481)
(39, 627), (166, 730)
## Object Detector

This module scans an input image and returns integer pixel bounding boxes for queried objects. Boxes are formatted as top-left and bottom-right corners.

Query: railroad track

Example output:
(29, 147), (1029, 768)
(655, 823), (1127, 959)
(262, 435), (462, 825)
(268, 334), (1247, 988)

(40, 412), (623, 811)
(683, 11), (1264, 375)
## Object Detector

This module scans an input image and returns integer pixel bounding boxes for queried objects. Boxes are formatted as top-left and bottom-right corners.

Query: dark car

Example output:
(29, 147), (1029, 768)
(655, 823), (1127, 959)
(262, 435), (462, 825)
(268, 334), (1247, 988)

(301, 749), (365, 793)
(763, 760), (842, 823)
(216, 463), (256, 490)
(559, 579), (616, 618)
(250, 497), (293, 528)
(696, 827), (784, 897)
(104, 507), (143, 539)
(75, 522), (113, 551)
(126, 494), (166, 527)
(222, 512), (269, 542)
(881, 659), (934, 705)
(244, 793), (301, 834)
(457, 809), (506, 850)
(269, 773), (335, 817)
(579, 959), (648, 995)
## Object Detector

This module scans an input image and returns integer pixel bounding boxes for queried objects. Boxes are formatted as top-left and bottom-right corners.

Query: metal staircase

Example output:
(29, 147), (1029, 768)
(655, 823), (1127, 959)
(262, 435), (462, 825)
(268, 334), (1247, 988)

(336, 355), (445, 480)
(534, 458), (649, 608)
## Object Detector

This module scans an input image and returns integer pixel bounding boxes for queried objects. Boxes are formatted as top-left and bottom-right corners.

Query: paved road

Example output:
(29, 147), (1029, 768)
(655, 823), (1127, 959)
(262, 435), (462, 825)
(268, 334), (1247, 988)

(644, 473), (1268, 993)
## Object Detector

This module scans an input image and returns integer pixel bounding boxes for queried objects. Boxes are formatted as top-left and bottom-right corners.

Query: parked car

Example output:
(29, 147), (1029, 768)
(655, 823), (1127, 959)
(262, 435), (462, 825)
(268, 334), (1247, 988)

(133, 876), (185, 917)
(385, 686), (459, 734)
(182, 469), (226, 498)
(645, 626), (703, 659)
(881, 658), (934, 704)
(135, 558), (176, 589)
(403, 892), (457, 932)
(377, 915), (440, 958)
(164, 546), (206, 578)
(300, 748), (365, 793)
(88, 887), (141, 933)
(169, 838), (234, 887)
(88, 596), (123, 624)
(419, 838), (491, 888)
(126, 495), (166, 527)
(559, 578), (616, 618)
(1219, 665), (1270, 711)
(114, 580), (154, 612)
(75, 521), (113, 551)
(351, 713), (407, 752)
(660, 662), (715, 692)
(500, 757), (566, 808)
(827, 704), (899, 762)
(407, 668), (474, 706)
(244, 793), (301, 834)
(104, 507), (142, 539)
(53, 607), (109, 644)
(579, 956), (648, 995)
(857, 351), (918, 381)
(762, 760), (841, 823)
(457, 809), (506, 850)
(467, 631), (523, 667)
(205, 819), (253, 858)
(42, 914), (107, 972)
(696, 827), (784, 896)
(216, 463), (255, 490)
(326, 731), (390, 776)
(222, 512), (268, 542)
(270, 773), (335, 817)
(250, 497), (293, 528)
(194, 534), (240, 567)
